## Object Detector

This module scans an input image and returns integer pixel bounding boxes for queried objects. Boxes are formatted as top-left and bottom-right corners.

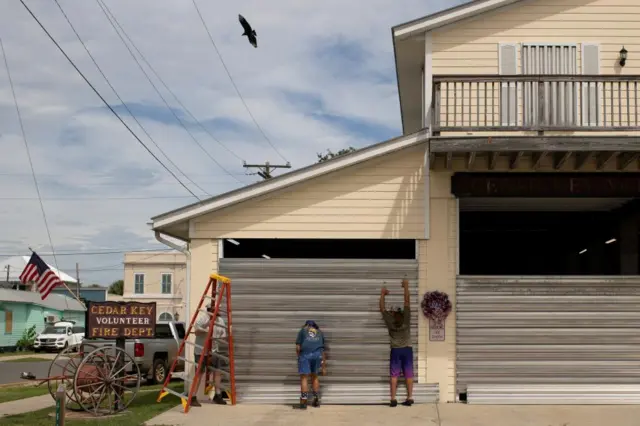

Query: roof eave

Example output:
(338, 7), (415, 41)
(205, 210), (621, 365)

(392, 0), (522, 40)
(151, 129), (430, 230)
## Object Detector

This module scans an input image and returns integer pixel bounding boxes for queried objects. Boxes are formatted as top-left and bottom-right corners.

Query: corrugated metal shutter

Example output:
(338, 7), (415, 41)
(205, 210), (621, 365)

(522, 44), (577, 126)
(219, 258), (439, 404)
(457, 276), (640, 404)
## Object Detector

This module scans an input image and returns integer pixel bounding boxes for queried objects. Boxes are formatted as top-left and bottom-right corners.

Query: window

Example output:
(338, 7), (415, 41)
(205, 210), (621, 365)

(134, 273), (144, 294)
(155, 323), (172, 338)
(159, 312), (174, 322)
(5, 310), (12, 334)
(521, 44), (578, 127)
(161, 273), (172, 294)
(72, 326), (85, 334)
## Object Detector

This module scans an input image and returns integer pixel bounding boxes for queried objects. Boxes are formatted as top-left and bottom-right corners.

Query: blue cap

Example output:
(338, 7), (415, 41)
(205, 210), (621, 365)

(305, 320), (318, 329)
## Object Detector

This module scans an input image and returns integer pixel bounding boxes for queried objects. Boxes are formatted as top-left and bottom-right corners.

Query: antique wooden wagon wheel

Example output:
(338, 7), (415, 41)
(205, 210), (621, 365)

(47, 343), (99, 409)
(73, 346), (141, 416)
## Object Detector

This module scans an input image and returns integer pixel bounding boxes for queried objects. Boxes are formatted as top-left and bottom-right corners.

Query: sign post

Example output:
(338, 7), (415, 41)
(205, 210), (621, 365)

(55, 384), (65, 426)
(85, 301), (157, 412)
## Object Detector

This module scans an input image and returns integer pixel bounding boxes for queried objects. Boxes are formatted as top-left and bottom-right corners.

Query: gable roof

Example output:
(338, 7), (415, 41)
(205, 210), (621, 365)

(391, 0), (526, 134)
(151, 129), (429, 233)
(0, 288), (85, 312)
(392, 0), (524, 39)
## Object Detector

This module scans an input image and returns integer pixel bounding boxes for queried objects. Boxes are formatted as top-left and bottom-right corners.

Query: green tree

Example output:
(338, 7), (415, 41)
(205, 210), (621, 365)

(108, 279), (124, 295)
(317, 147), (357, 163)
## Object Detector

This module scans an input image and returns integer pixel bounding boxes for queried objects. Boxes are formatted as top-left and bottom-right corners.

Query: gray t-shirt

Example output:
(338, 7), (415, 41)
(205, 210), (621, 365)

(381, 305), (412, 349)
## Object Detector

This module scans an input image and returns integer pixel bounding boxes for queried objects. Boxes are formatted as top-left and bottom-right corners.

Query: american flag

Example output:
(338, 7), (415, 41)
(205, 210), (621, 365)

(19, 252), (64, 300)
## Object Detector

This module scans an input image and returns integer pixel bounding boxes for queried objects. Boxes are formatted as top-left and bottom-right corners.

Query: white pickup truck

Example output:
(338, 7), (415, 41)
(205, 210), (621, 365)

(87, 321), (186, 384)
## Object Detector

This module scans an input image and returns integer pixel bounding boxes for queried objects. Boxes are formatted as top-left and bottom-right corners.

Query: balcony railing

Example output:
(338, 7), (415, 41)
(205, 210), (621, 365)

(432, 75), (640, 133)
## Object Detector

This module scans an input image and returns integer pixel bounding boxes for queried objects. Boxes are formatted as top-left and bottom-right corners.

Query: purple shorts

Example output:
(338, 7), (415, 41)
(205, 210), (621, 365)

(390, 347), (414, 378)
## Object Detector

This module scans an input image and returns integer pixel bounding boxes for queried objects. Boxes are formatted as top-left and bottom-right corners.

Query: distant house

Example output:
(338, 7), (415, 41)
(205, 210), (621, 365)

(123, 251), (186, 321)
(0, 255), (77, 291)
(50, 287), (107, 303)
(0, 288), (85, 351)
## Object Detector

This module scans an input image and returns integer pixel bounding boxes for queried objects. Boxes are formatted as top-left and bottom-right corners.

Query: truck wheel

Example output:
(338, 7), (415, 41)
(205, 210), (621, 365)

(152, 358), (168, 385)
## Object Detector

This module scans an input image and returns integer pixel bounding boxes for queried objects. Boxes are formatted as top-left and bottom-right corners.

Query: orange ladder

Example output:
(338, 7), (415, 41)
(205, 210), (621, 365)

(157, 273), (236, 413)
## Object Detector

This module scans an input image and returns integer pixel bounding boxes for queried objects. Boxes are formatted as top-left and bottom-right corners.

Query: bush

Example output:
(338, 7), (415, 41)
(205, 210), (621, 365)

(16, 325), (37, 351)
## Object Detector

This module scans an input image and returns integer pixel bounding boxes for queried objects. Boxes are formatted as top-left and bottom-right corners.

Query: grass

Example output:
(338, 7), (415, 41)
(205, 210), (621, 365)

(1, 357), (50, 363)
(0, 385), (50, 403)
(0, 384), (183, 426)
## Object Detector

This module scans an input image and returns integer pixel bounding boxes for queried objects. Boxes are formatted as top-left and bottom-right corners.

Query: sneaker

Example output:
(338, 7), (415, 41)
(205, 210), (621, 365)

(402, 399), (414, 407)
(312, 397), (320, 408)
(190, 397), (202, 407)
(299, 399), (308, 410)
(213, 394), (227, 405)
(390, 399), (398, 407)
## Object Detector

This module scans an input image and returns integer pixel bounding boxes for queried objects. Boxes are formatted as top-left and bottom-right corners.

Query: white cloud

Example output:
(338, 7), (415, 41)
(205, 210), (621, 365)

(0, 0), (463, 284)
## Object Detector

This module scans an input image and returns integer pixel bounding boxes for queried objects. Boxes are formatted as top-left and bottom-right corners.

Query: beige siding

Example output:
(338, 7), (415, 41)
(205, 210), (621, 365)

(431, 0), (640, 136)
(421, 172), (457, 402)
(123, 251), (187, 320)
(186, 239), (219, 400)
(191, 145), (426, 239)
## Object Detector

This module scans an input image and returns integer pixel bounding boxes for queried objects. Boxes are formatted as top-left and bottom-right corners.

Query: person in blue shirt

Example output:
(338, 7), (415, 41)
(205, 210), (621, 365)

(295, 320), (326, 409)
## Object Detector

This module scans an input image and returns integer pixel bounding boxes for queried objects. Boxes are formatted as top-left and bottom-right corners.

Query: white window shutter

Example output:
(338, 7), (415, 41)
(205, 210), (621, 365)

(582, 43), (600, 126)
(499, 43), (518, 126)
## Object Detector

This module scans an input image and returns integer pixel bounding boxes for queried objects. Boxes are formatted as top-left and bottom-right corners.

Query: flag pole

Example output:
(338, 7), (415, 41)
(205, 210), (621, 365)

(26, 248), (86, 309)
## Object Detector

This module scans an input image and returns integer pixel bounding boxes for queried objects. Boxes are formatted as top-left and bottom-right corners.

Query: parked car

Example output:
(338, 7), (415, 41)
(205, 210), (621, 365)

(34, 321), (84, 352)
(86, 321), (185, 384)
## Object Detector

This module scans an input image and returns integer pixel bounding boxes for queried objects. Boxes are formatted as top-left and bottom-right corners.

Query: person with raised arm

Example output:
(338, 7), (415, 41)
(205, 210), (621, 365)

(379, 278), (414, 407)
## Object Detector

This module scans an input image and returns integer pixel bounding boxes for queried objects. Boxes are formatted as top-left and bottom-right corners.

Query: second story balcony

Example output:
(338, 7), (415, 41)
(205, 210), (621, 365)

(432, 75), (640, 134)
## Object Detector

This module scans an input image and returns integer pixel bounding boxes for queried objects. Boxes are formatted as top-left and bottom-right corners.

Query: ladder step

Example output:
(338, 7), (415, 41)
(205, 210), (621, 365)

(160, 387), (188, 400)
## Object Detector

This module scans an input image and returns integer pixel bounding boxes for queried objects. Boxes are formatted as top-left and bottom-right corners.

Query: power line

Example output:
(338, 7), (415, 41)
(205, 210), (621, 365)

(97, 1), (244, 164)
(95, 0), (244, 185)
(0, 37), (62, 278)
(190, 0), (289, 163)
(0, 248), (176, 257)
(53, 0), (211, 197)
(17, 0), (202, 202)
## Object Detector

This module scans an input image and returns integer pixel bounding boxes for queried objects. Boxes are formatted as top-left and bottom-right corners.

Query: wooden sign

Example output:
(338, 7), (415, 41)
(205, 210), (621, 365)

(429, 318), (445, 342)
(86, 302), (156, 339)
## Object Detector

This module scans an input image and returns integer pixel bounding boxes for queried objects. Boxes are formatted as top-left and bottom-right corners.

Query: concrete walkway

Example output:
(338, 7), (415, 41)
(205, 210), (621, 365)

(145, 403), (640, 426)
(0, 395), (54, 417)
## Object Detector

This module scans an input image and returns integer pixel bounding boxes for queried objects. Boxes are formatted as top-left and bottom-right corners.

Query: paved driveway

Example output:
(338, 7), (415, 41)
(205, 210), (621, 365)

(0, 360), (52, 385)
(146, 403), (640, 426)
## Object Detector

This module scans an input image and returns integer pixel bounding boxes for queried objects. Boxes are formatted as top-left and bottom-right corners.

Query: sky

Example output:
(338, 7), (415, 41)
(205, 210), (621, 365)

(0, 0), (464, 286)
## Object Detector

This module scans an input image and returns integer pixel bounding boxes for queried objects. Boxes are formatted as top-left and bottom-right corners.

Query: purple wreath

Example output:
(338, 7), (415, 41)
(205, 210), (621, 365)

(421, 291), (452, 322)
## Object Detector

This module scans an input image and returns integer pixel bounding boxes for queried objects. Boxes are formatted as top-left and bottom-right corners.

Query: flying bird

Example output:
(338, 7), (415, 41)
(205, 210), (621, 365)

(238, 14), (257, 48)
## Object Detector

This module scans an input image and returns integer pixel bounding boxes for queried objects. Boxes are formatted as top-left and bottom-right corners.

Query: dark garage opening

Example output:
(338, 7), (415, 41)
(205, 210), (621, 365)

(460, 208), (630, 276)
(223, 238), (416, 259)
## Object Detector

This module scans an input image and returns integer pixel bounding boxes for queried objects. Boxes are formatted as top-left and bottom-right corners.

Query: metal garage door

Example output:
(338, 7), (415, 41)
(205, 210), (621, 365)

(457, 276), (640, 404)
(219, 258), (438, 404)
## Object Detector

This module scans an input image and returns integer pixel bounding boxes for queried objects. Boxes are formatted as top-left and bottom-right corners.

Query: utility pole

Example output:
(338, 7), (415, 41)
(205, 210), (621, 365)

(5, 265), (9, 283)
(75, 263), (80, 298)
(243, 161), (291, 180)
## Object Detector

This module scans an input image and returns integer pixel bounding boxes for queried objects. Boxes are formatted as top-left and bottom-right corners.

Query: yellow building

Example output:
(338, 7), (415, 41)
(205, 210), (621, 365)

(151, 0), (640, 405)
(122, 251), (186, 322)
